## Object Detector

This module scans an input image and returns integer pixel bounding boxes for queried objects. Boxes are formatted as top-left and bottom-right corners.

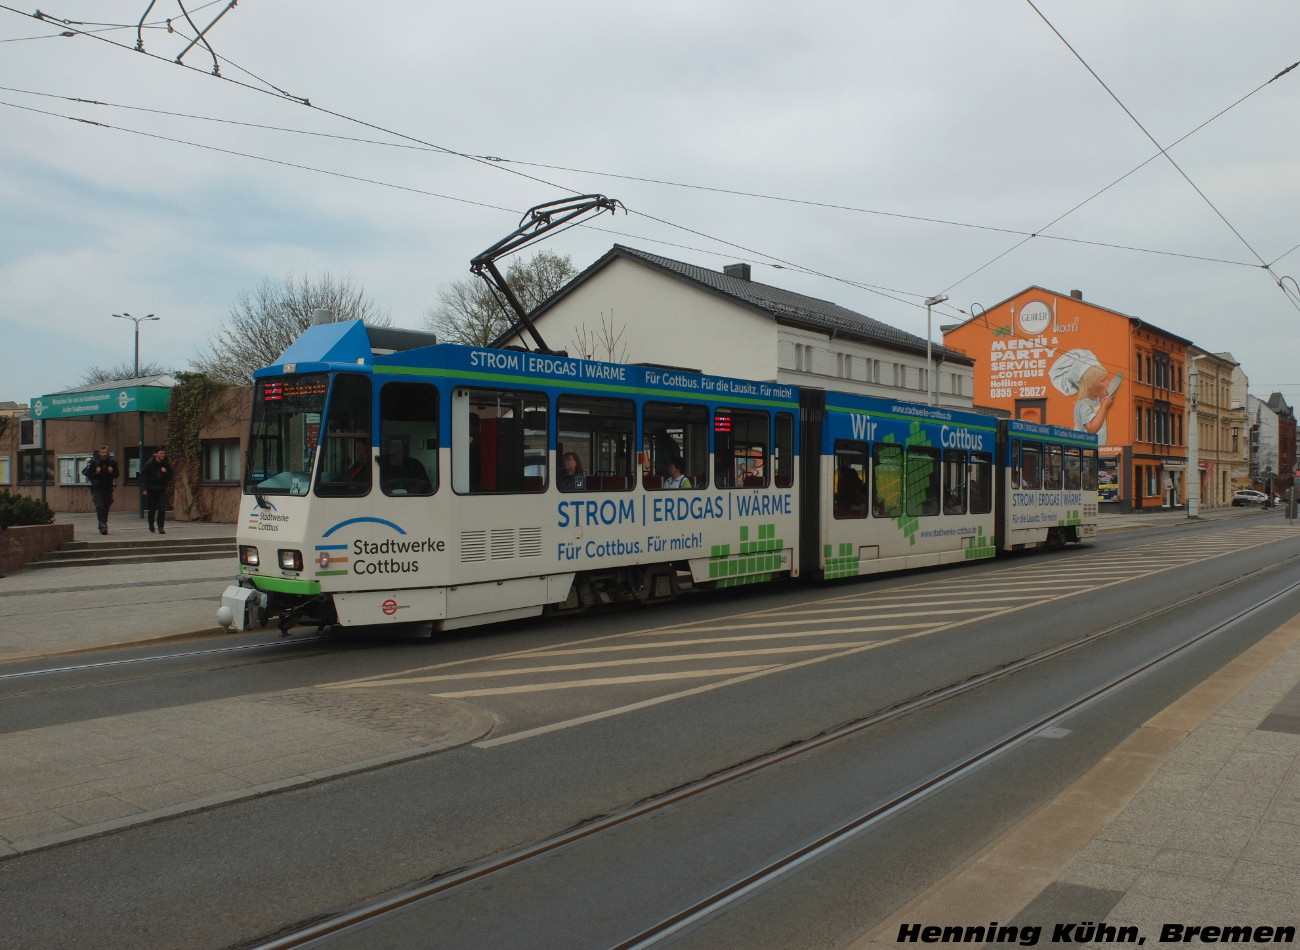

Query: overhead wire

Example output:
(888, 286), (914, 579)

(1023, 0), (1300, 316)
(941, 59), (1300, 297)
(0, 81), (1271, 273)
(3, 2), (1297, 332)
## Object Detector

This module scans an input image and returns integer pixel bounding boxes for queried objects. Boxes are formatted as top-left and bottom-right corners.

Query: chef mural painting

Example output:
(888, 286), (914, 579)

(1050, 348), (1120, 442)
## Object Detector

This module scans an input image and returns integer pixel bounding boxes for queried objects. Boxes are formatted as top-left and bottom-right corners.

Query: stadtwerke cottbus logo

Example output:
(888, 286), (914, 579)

(316, 517), (446, 578)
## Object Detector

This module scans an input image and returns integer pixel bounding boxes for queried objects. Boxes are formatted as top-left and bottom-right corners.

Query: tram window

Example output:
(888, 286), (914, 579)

(1020, 442), (1042, 491)
(833, 439), (868, 519)
(714, 408), (768, 489)
(906, 446), (941, 517)
(456, 387), (548, 494)
(557, 395), (635, 491)
(1043, 444), (1063, 490)
(872, 443), (904, 518)
(248, 373), (328, 496)
(1083, 450), (1098, 491)
(1063, 446), (1082, 491)
(643, 401), (708, 490)
(315, 374), (372, 498)
(942, 449), (967, 515)
(774, 413), (794, 488)
(1010, 438), (1022, 489)
(969, 452), (993, 514)
(378, 382), (436, 496)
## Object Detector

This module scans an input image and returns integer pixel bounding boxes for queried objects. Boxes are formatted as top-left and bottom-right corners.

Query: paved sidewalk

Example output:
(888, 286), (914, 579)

(854, 616), (1300, 947)
(0, 511), (236, 663)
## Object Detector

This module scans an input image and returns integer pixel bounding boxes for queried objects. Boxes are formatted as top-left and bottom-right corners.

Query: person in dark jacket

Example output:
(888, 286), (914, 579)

(140, 447), (173, 534)
(82, 445), (120, 535)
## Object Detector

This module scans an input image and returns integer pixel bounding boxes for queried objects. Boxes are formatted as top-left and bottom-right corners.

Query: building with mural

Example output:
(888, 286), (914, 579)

(942, 286), (1193, 511)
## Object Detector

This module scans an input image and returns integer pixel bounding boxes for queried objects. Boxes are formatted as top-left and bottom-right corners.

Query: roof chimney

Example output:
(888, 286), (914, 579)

(723, 263), (751, 281)
(1069, 289), (1083, 300)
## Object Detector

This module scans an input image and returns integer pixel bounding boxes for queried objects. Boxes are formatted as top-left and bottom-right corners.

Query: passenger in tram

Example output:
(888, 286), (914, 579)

(379, 440), (431, 494)
(559, 452), (587, 491)
(346, 439), (372, 482)
(834, 459), (866, 515)
(663, 457), (693, 489)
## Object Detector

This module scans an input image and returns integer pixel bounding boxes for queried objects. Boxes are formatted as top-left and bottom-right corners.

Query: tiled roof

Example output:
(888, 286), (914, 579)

(525, 245), (973, 364)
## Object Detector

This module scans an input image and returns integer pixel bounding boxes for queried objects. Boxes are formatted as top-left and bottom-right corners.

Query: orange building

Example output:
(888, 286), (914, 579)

(943, 287), (1192, 511)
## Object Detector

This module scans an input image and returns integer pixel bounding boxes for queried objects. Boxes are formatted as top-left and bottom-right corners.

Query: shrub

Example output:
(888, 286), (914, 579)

(0, 489), (55, 526)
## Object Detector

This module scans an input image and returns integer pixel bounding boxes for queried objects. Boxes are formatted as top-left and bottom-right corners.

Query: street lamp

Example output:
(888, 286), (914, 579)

(924, 294), (948, 405)
(111, 312), (161, 519)
(111, 312), (160, 377)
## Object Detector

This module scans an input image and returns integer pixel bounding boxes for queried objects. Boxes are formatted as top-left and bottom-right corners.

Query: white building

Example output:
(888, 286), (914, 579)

(500, 246), (976, 406)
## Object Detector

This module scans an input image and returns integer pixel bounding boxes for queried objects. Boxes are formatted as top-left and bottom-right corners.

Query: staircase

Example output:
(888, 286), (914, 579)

(32, 535), (236, 569)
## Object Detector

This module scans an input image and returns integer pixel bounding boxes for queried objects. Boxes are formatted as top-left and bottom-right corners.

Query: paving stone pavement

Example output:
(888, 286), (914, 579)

(853, 612), (1300, 947)
(0, 687), (494, 857)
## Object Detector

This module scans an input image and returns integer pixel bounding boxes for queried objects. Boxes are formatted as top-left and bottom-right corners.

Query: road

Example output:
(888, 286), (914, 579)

(2, 518), (1298, 950)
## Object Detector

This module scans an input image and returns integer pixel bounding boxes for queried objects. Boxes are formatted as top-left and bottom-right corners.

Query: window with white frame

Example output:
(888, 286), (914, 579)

(58, 454), (92, 486)
(0, 455), (10, 485)
(203, 440), (242, 483)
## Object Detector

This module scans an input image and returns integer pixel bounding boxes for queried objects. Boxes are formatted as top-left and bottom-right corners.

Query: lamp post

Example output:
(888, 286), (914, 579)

(111, 312), (159, 377)
(111, 312), (160, 518)
(924, 294), (948, 405)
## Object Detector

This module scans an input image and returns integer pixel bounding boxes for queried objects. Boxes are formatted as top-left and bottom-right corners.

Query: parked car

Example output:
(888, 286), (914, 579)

(1232, 489), (1269, 507)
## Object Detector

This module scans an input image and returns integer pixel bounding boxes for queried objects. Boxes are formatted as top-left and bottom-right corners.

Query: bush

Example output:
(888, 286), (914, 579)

(0, 490), (55, 526)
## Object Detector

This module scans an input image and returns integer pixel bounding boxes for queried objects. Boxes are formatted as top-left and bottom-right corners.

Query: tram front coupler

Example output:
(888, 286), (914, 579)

(218, 583), (269, 633)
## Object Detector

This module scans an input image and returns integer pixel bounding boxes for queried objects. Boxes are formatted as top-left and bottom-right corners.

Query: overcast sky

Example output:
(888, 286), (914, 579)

(2, 1), (1298, 405)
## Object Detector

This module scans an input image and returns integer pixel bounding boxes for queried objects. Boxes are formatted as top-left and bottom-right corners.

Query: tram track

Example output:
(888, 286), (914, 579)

(242, 550), (1300, 950)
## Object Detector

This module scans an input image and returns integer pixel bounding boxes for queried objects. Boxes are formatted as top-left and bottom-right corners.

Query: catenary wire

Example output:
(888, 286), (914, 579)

(1023, 0), (1300, 317)
(4, 2), (1296, 332)
(0, 81), (1273, 274)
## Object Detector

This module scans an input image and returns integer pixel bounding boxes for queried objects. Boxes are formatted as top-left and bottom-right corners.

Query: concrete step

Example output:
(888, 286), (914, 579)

(56, 537), (234, 554)
(30, 549), (235, 569)
(35, 535), (236, 569)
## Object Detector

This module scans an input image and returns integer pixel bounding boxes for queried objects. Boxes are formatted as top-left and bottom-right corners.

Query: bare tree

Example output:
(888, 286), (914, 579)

(192, 272), (390, 384)
(78, 361), (173, 386)
(569, 310), (629, 363)
(424, 250), (576, 347)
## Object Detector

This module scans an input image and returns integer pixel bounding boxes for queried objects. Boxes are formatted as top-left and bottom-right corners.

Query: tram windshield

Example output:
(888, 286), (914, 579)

(245, 374), (329, 496)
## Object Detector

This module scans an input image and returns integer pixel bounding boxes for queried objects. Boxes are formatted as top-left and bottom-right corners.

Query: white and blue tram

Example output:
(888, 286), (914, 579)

(221, 321), (1098, 633)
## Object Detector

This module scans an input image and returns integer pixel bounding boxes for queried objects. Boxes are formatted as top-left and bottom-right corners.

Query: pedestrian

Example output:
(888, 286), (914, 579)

(140, 446), (173, 534)
(82, 445), (120, 535)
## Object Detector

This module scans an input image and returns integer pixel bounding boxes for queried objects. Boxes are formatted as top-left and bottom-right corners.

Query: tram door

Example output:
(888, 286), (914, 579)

(375, 380), (438, 500)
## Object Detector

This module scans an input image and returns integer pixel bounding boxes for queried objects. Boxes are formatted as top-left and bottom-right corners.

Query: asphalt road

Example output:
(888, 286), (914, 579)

(2, 518), (1298, 950)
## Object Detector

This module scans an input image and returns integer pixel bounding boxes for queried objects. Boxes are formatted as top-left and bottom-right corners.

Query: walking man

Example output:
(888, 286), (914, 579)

(140, 446), (173, 534)
(82, 445), (119, 535)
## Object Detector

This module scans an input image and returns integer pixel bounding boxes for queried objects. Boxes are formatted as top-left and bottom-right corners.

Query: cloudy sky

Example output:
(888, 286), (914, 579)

(2, 1), (1298, 405)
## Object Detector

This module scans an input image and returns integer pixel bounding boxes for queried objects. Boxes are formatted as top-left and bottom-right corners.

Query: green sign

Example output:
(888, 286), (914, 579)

(30, 386), (171, 419)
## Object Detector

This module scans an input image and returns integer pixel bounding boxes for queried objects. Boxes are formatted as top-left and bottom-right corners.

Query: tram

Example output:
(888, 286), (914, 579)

(220, 320), (1098, 633)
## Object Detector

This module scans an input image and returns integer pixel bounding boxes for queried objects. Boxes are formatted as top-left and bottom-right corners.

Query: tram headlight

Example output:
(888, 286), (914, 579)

(239, 545), (260, 567)
(278, 549), (304, 572)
